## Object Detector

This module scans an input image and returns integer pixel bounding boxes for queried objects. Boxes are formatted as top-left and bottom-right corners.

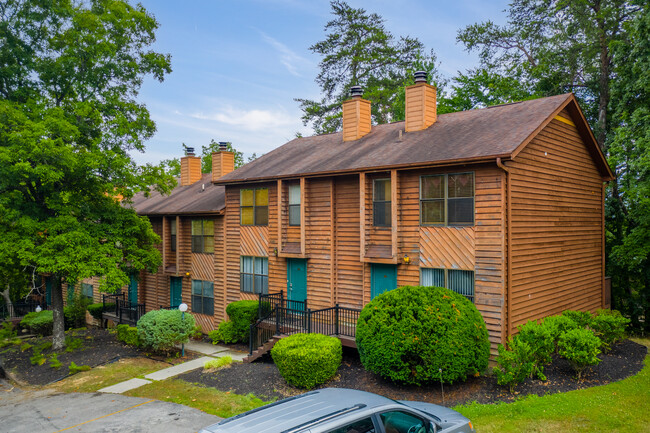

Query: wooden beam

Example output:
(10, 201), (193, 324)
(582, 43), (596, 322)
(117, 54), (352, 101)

(330, 178), (335, 306)
(277, 179), (282, 254)
(300, 177), (306, 255)
(601, 182), (605, 309)
(222, 214), (228, 319)
(359, 172), (366, 261)
(162, 216), (168, 271)
(175, 216), (180, 275)
(391, 169), (398, 259)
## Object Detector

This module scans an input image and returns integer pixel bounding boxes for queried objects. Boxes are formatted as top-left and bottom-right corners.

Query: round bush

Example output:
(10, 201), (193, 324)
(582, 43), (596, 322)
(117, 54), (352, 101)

(271, 333), (342, 389)
(20, 310), (53, 336)
(137, 309), (196, 353)
(225, 300), (259, 343)
(558, 328), (601, 379)
(356, 285), (490, 385)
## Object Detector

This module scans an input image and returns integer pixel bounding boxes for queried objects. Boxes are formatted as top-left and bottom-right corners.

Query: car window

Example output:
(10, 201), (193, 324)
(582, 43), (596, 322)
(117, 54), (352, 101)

(379, 411), (432, 433)
(327, 416), (376, 433)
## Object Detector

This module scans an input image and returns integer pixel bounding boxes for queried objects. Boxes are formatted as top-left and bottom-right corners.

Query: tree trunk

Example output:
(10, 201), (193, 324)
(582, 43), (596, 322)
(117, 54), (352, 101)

(51, 275), (65, 350)
(1, 285), (15, 318)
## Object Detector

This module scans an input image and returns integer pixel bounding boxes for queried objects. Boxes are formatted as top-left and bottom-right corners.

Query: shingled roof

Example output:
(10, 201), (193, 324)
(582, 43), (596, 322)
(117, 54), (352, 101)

(131, 173), (225, 216)
(215, 93), (612, 183)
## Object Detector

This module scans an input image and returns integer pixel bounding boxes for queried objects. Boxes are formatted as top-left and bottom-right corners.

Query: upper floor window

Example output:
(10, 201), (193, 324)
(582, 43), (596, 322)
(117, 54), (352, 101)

(420, 173), (474, 226)
(170, 219), (177, 252)
(420, 268), (475, 302)
(191, 279), (214, 315)
(240, 256), (269, 294)
(373, 178), (391, 227)
(241, 188), (268, 226)
(288, 183), (301, 226)
(191, 219), (214, 253)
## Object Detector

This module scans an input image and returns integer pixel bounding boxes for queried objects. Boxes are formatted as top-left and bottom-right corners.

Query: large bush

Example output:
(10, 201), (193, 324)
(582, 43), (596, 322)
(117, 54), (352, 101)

(224, 300), (259, 343)
(209, 320), (238, 344)
(558, 328), (601, 379)
(271, 333), (342, 389)
(356, 285), (490, 385)
(517, 320), (554, 380)
(493, 337), (534, 393)
(590, 309), (630, 351)
(21, 310), (53, 336)
(137, 309), (196, 353)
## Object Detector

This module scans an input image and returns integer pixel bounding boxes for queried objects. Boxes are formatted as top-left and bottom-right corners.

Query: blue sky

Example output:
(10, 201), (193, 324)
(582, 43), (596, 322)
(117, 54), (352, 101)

(134, 0), (510, 165)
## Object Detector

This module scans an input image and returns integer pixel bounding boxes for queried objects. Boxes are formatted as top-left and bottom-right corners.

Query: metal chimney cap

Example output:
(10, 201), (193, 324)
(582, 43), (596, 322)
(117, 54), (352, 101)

(349, 86), (363, 98)
(185, 146), (195, 156)
(414, 71), (428, 83)
(218, 141), (228, 151)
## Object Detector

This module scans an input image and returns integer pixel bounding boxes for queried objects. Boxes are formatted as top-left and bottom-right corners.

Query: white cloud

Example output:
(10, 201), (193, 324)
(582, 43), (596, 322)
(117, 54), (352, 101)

(190, 106), (295, 131)
(258, 31), (310, 77)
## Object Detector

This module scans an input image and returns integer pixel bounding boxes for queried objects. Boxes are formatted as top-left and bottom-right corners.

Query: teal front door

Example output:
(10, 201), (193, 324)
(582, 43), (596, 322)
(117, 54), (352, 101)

(170, 277), (182, 308)
(371, 264), (397, 299)
(128, 275), (138, 305)
(287, 259), (307, 306)
(45, 277), (52, 306)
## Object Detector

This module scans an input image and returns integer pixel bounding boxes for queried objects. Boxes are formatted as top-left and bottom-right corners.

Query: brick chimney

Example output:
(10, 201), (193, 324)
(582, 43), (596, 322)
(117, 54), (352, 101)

(180, 147), (202, 186)
(405, 71), (437, 132)
(212, 141), (235, 182)
(342, 86), (371, 141)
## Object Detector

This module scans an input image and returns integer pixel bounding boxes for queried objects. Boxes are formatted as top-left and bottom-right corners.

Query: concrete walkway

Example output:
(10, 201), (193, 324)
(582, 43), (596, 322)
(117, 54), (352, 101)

(98, 340), (247, 394)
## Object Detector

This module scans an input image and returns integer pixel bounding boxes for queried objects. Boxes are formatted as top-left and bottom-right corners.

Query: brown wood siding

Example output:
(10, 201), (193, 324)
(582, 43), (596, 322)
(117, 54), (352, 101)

(508, 112), (604, 331)
(213, 217), (226, 322)
(240, 226), (269, 257)
(419, 227), (475, 270)
(334, 176), (364, 308)
(305, 178), (334, 310)
(191, 253), (214, 282)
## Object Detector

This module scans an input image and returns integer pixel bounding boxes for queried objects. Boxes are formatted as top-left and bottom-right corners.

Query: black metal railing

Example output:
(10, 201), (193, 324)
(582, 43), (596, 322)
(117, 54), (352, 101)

(102, 293), (125, 316)
(116, 299), (146, 324)
(159, 305), (181, 310)
(0, 299), (46, 319)
(248, 301), (361, 355)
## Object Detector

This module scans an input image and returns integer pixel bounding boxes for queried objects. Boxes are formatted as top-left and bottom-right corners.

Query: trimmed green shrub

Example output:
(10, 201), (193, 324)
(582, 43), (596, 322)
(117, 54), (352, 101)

(116, 324), (140, 346)
(225, 300), (259, 343)
(493, 337), (535, 393)
(271, 333), (342, 389)
(561, 310), (593, 328)
(21, 310), (54, 336)
(204, 355), (233, 370)
(558, 328), (601, 379)
(590, 309), (630, 351)
(137, 309), (195, 353)
(87, 303), (114, 321)
(209, 320), (238, 344)
(517, 320), (554, 380)
(542, 314), (579, 349)
(69, 362), (91, 374)
(356, 285), (490, 385)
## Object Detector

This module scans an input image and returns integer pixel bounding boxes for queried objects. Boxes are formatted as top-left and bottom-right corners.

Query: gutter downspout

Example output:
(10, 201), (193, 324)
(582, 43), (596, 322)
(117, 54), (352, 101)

(496, 158), (512, 339)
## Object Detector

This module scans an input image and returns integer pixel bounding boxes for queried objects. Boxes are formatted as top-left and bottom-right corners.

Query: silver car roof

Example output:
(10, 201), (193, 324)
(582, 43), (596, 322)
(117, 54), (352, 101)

(200, 388), (401, 433)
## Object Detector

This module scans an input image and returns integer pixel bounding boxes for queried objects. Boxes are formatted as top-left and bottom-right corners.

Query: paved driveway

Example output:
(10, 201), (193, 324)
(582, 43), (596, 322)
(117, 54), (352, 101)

(0, 380), (220, 432)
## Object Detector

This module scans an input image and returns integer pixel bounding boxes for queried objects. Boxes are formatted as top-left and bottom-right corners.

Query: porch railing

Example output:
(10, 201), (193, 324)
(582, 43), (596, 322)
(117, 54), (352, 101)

(0, 299), (46, 319)
(102, 293), (125, 316)
(249, 292), (361, 355)
(116, 299), (146, 324)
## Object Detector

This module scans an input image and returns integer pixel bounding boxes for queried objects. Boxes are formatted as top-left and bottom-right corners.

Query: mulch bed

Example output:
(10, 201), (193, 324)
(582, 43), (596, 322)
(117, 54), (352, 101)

(0, 328), (198, 386)
(179, 339), (647, 406)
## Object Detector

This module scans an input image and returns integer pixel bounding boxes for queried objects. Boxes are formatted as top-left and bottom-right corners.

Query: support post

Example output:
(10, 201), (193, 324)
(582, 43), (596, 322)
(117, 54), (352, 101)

(335, 304), (339, 336)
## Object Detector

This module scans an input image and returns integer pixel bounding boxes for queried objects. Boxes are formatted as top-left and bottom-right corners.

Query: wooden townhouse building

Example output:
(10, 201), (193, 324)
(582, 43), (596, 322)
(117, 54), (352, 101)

(210, 76), (614, 354)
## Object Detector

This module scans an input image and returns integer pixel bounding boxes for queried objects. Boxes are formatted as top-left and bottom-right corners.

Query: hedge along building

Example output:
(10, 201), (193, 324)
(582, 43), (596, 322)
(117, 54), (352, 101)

(213, 74), (614, 355)
(128, 144), (234, 331)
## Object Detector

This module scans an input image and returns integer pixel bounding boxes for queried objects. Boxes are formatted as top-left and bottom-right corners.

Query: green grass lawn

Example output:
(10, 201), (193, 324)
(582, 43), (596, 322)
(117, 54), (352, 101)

(124, 379), (270, 418)
(454, 338), (650, 433)
(50, 357), (169, 393)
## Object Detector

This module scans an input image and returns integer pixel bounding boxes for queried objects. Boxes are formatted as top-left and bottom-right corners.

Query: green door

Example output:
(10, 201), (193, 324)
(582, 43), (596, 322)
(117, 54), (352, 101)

(128, 275), (138, 305)
(371, 264), (397, 299)
(287, 259), (307, 306)
(45, 277), (52, 306)
(170, 277), (182, 308)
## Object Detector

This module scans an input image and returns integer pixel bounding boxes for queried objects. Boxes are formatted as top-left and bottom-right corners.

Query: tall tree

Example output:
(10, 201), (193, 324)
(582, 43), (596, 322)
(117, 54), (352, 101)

(607, 1), (650, 329)
(0, 0), (174, 349)
(457, 0), (647, 326)
(296, 0), (438, 134)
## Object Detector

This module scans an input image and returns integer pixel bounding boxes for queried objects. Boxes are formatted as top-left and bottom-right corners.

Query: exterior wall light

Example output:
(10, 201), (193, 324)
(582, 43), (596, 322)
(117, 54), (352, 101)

(273, 247), (278, 257)
(403, 255), (411, 264)
(185, 272), (190, 277)
(35, 305), (42, 313)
